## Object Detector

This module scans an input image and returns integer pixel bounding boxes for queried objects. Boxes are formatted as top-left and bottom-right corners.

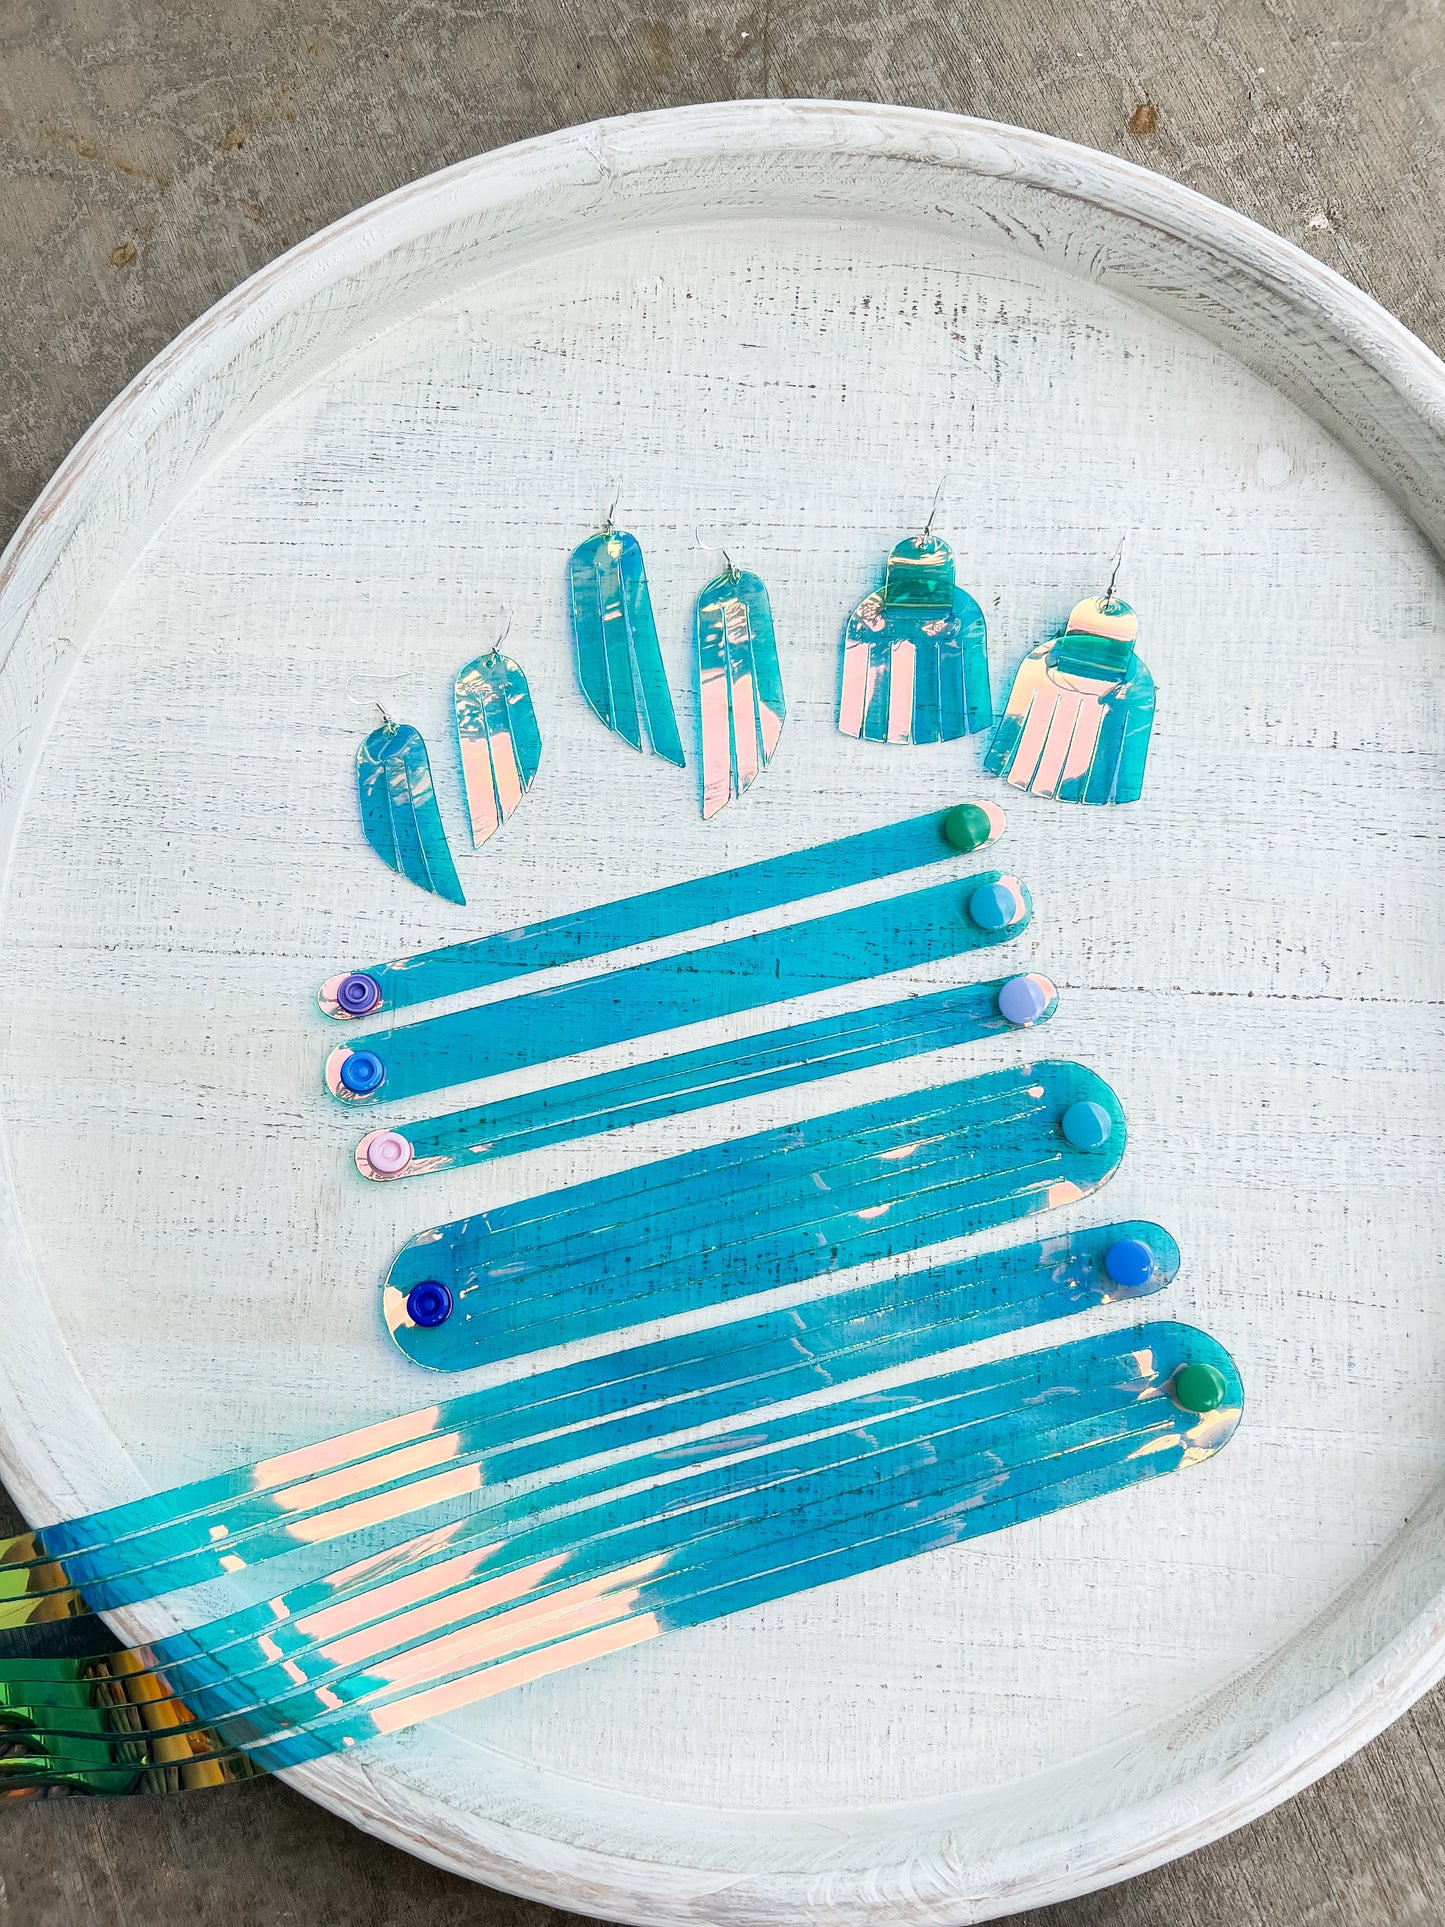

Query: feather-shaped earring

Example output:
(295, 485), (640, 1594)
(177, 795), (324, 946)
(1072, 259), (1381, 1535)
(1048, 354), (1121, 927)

(985, 544), (1155, 804)
(454, 611), (542, 847)
(837, 491), (991, 745)
(350, 682), (464, 906)
(694, 533), (785, 820)
(568, 496), (685, 767)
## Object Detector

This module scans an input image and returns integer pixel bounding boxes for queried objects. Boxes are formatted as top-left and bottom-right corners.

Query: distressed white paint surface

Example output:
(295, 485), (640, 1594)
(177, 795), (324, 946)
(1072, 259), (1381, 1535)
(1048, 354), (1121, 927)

(0, 102), (1442, 1923)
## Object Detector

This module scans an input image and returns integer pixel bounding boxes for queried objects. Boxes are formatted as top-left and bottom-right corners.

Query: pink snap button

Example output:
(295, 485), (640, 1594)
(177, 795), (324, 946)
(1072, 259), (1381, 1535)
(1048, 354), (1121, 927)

(365, 1131), (413, 1177)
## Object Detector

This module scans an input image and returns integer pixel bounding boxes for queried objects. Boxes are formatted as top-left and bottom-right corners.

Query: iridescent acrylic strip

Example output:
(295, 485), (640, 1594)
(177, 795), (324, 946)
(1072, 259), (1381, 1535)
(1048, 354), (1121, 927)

(318, 803), (1004, 1018)
(326, 872), (1031, 1105)
(7, 1320), (1205, 1734)
(696, 564), (785, 818)
(385, 1061), (1124, 1370)
(0, 1325), (1240, 1790)
(0, 1220), (1172, 1622)
(355, 972), (1059, 1182)
(569, 526), (685, 766)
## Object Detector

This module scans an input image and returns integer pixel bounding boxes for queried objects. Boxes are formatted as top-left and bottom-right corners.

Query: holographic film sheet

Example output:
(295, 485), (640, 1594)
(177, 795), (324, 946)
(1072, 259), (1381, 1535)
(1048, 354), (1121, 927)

(317, 805), (1004, 1018)
(385, 1061), (1124, 1370)
(0, 1221), (1169, 1622)
(0, 1325), (1241, 1791)
(355, 974), (1059, 1182)
(326, 872), (1032, 1105)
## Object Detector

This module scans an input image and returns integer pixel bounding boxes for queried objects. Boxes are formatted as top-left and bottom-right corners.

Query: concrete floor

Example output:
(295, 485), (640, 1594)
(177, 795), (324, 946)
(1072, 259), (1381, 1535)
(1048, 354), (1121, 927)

(1, 3), (1443, 1922)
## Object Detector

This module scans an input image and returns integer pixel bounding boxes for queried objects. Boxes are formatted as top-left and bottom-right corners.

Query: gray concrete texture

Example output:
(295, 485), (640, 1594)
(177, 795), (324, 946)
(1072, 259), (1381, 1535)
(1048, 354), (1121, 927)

(1, 1), (1443, 1921)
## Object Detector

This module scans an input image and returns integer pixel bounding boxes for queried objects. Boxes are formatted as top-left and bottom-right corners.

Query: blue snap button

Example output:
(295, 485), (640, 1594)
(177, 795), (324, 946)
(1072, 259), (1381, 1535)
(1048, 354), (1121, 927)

(968, 881), (1018, 931)
(997, 974), (1050, 1026)
(1103, 1237), (1155, 1288)
(1061, 1100), (1112, 1151)
(406, 1281), (452, 1328)
(339, 1049), (386, 1096)
(336, 972), (381, 1016)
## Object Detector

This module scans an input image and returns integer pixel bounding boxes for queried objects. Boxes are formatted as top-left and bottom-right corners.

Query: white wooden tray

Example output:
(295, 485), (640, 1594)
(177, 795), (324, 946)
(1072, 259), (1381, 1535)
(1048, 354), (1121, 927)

(1, 100), (1443, 1924)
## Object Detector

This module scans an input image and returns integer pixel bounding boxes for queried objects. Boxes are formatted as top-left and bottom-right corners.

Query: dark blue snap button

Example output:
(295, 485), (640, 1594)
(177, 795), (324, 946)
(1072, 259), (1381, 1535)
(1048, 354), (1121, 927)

(1103, 1238), (1155, 1288)
(339, 1049), (386, 1095)
(406, 1281), (452, 1328)
(337, 973), (381, 1015)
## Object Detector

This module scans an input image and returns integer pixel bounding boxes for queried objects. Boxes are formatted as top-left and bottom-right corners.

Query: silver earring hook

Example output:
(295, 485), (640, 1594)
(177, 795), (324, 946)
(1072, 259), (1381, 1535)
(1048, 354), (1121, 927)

(484, 607), (513, 660)
(1104, 533), (1129, 606)
(694, 523), (738, 579)
(345, 672), (406, 731)
(921, 473), (947, 542)
(601, 484), (620, 534)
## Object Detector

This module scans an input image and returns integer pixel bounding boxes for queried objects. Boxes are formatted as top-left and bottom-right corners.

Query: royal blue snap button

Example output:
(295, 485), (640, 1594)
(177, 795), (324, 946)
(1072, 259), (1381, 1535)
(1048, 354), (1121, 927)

(339, 1049), (386, 1096)
(1103, 1237), (1155, 1288)
(336, 973), (381, 1016)
(1061, 1099), (1112, 1151)
(406, 1281), (452, 1328)
(997, 974), (1050, 1026)
(968, 881), (1018, 931)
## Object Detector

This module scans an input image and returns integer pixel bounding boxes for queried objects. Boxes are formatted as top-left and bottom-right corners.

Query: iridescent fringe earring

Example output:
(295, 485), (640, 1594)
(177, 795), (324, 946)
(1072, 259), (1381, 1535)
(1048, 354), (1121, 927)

(350, 680), (464, 905)
(568, 496), (685, 767)
(453, 611), (541, 847)
(694, 532), (785, 819)
(985, 541), (1155, 804)
(837, 489), (990, 745)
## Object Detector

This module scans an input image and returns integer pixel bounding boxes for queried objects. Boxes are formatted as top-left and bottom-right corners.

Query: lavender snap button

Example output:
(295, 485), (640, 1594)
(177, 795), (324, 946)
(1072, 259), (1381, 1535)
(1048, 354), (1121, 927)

(997, 974), (1050, 1026)
(365, 1131), (413, 1176)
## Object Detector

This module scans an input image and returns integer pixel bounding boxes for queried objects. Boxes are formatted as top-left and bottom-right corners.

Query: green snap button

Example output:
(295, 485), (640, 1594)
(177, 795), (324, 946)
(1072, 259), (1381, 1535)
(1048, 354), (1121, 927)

(942, 802), (1000, 853)
(1172, 1363), (1227, 1414)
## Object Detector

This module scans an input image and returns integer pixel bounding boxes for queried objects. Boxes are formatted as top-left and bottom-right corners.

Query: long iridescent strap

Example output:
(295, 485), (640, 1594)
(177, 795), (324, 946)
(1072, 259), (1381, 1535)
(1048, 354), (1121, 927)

(0, 1221), (1168, 1620)
(1, 1324), (1240, 1790)
(355, 973), (1058, 1182)
(318, 804), (1004, 1018)
(386, 1061), (1123, 1369)
(326, 872), (1031, 1105)
(7, 1329), (1190, 1724)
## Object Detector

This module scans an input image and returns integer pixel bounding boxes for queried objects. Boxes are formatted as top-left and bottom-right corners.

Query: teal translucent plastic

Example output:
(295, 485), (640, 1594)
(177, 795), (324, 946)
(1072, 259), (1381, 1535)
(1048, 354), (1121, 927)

(569, 528), (685, 766)
(984, 596), (1156, 805)
(837, 535), (992, 743)
(453, 654), (542, 847)
(7, 1220), (1169, 1609)
(18, 1315), (1201, 1723)
(326, 872), (1031, 1105)
(386, 1061), (1125, 1369)
(9, 1325), (1242, 1779)
(696, 566), (785, 818)
(362, 974), (1058, 1182)
(355, 722), (465, 905)
(318, 808), (998, 1019)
